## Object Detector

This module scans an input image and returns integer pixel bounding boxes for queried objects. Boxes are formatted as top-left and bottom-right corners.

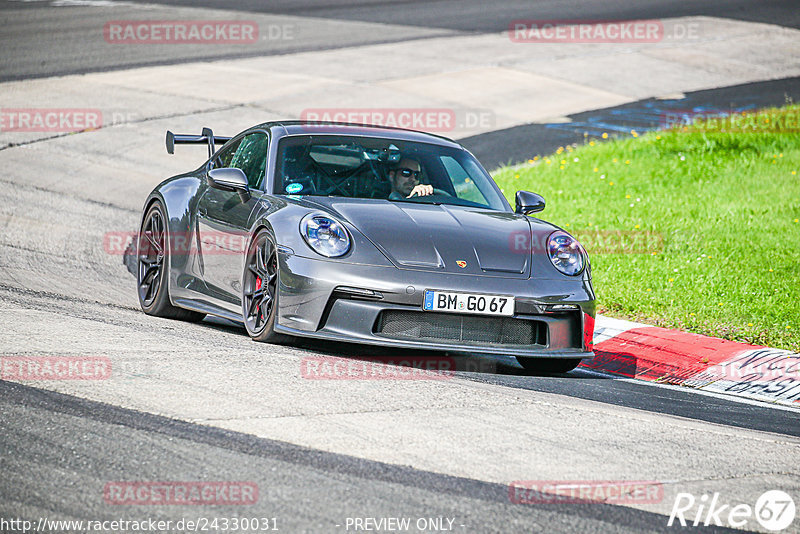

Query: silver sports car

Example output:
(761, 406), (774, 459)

(137, 121), (595, 373)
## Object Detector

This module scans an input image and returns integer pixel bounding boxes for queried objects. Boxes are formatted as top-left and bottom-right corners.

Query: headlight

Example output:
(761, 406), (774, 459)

(548, 230), (586, 276)
(300, 214), (350, 257)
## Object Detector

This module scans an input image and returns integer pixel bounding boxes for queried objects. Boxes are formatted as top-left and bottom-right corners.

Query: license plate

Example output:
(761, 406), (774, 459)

(422, 290), (514, 317)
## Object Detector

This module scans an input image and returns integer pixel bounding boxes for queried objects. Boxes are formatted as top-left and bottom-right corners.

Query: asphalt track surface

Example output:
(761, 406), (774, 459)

(3, 0), (800, 80)
(1, 380), (746, 534)
(2, 1), (800, 533)
(117, 0), (800, 31)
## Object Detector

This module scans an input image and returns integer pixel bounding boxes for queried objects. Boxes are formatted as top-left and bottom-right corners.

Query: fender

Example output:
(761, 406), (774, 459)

(142, 173), (205, 305)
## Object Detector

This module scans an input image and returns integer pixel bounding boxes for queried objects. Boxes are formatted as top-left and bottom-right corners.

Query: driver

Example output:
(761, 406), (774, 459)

(388, 158), (434, 199)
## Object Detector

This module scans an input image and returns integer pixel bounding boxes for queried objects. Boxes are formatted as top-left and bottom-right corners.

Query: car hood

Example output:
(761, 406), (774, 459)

(304, 197), (543, 278)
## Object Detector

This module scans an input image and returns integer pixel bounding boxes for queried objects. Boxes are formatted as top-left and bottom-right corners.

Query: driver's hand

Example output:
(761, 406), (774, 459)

(407, 184), (434, 197)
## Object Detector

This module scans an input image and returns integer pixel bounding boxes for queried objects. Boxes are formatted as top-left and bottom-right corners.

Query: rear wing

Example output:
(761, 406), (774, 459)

(166, 127), (232, 159)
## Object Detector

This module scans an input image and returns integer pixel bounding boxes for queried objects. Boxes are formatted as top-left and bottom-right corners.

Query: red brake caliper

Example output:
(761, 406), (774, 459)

(255, 277), (263, 318)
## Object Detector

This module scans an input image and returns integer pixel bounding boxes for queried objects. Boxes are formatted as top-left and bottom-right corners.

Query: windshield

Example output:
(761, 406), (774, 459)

(274, 135), (508, 211)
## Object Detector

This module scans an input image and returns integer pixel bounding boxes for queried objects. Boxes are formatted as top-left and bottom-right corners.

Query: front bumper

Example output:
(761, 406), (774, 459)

(275, 251), (596, 359)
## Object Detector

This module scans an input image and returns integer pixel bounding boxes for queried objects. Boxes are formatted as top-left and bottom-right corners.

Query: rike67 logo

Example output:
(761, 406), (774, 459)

(668, 490), (796, 531)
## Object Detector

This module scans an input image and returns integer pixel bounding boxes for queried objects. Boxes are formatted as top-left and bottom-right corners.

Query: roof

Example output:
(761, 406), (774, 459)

(253, 120), (462, 148)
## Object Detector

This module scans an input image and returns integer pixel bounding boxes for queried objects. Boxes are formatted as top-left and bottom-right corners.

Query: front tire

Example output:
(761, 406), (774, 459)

(242, 229), (288, 343)
(137, 201), (205, 322)
(517, 357), (582, 375)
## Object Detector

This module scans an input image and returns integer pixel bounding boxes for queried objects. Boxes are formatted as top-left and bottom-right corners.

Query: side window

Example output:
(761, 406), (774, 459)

(229, 132), (269, 189)
(210, 137), (242, 170)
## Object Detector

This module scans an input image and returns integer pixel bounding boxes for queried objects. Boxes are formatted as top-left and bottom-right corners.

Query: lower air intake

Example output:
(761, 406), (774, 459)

(375, 310), (546, 346)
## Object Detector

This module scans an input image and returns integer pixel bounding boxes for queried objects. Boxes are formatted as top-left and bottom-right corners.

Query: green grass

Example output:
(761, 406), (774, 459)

(492, 105), (800, 351)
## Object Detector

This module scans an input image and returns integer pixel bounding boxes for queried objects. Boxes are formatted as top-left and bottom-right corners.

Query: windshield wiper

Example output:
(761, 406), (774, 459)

(387, 197), (443, 205)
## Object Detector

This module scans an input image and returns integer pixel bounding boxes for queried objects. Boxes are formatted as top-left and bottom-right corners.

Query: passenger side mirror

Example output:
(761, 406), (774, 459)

(514, 191), (544, 215)
(208, 168), (250, 202)
(515, 190), (546, 215)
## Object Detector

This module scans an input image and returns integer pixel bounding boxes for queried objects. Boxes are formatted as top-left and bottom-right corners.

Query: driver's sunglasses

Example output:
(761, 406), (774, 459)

(398, 168), (421, 178)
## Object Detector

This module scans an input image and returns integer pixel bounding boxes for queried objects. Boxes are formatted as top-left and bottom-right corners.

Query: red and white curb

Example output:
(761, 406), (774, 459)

(581, 316), (800, 409)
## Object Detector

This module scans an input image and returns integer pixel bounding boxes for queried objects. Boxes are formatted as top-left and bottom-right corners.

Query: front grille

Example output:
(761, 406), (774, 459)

(375, 310), (547, 347)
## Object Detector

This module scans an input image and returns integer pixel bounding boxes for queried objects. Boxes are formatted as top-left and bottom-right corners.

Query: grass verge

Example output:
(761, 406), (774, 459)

(493, 104), (800, 351)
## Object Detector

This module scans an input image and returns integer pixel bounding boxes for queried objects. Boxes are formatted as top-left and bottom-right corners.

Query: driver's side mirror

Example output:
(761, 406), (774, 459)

(208, 168), (250, 202)
(515, 190), (546, 215)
